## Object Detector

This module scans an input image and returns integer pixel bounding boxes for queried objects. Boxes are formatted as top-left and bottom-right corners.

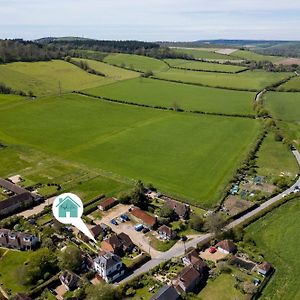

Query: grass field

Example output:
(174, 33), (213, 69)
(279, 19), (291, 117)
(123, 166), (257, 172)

(103, 53), (168, 73)
(245, 198), (300, 300)
(85, 77), (256, 115)
(0, 94), (260, 208)
(256, 132), (299, 178)
(164, 58), (248, 73)
(278, 76), (300, 91)
(0, 60), (114, 96)
(154, 69), (292, 91)
(72, 58), (139, 80)
(230, 50), (282, 63)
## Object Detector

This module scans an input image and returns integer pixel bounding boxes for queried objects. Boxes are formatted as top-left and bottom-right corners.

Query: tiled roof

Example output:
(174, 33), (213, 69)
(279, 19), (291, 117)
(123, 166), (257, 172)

(216, 239), (236, 253)
(131, 207), (156, 227)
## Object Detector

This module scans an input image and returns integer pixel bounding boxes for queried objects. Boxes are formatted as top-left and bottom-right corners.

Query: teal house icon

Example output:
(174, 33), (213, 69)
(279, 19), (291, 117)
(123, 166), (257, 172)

(56, 196), (80, 218)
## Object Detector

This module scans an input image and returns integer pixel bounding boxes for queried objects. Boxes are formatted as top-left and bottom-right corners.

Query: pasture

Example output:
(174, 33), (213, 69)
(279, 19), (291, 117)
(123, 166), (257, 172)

(164, 58), (247, 73)
(278, 76), (300, 91)
(85, 77), (255, 115)
(0, 60), (114, 96)
(0, 93), (260, 208)
(103, 53), (168, 73)
(230, 50), (281, 63)
(245, 198), (300, 300)
(154, 69), (292, 91)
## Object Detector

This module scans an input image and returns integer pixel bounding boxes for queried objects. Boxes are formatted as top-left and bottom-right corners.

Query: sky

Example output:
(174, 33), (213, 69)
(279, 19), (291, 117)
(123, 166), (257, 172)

(1, 0), (300, 41)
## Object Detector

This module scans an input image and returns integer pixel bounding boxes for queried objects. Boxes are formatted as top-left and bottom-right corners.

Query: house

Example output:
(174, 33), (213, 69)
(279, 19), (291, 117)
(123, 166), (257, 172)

(130, 207), (157, 228)
(79, 224), (106, 242)
(150, 285), (179, 300)
(101, 232), (134, 255)
(258, 261), (272, 276)
(56, 195), (80, 218)
(98, 197), (118, 211)
(216, 240), (237, 254)
(59, 270), (80, 291)
(164, 198), (190, 219)
(173, 266), (202, 293)
(94, 252), (124, 283)
(157, 225), (176, 240)
(0, 178), (34, 217)
(182, 248), (207, 272)
(0, 229), (38, 250)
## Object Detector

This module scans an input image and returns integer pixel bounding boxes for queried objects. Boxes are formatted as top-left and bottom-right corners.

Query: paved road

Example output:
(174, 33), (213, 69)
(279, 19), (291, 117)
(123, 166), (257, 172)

(118, 149), (300, 284)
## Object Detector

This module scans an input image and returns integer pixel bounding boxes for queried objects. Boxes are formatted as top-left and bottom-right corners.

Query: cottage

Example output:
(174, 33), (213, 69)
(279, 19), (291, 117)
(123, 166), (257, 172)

(150, 285), (179, 300)
(157, 225), (176, 240)
(216, 240), (237, 254)
(101, 232), (134, 255)
(0, 229), (38, 250)
(173, 266), (202, 293)
(164, 198), (190, 219)
(79, 224), (106, 242)
(258, 261), (272, 276)
(130, 207), (157, 228)
(94, 252), (124, 283)
(59, 270), (80, 291)
(182, 248), (207, 272)
(98, 197), (118, 211)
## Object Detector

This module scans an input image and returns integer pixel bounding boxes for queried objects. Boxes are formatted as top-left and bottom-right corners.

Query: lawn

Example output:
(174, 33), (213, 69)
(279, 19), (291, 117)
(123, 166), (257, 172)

(164, 58), (248, 73)
(103, 53), (169, 73)
(0, 93), (260, 208)
(85, 77), (256, 115)
(149, 236), (177, 252)
(72, 58), (139, 80)
(154, 69), (292, 91)
(278, 76), (300, 91)
(256, 132), (299, 178)
(195, 273), (246, 300)
(230, 50), (282, 63)
(245, 198), (300, 300)
(0, 60), (114, 96)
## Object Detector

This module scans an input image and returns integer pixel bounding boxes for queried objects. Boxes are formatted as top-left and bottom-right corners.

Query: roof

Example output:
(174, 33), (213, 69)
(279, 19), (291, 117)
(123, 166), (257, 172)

(94, 252), (122, 270)
(0, 192), (33, 210)
(176, 266), (201, 288)
(259, 261), (272, 272)
(131, 207), (156, 227)
(184, 249), (206, 272)
(216, 240), (236, 253)
(0, 177), (28, 194)
(117, 232), (134, 248)
(60, 270), (80, 289)
(158, 225), (173, 236)
(165, 199), (189, 218)
(90, 225), (103, 237)
(150, 285), (179, 300)
(98, 197), (117, 209)
(103, 235), (122, 251)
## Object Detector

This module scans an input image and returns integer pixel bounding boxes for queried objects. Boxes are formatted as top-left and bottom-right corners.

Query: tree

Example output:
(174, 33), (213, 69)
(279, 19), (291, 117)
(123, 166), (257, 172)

(190, 215), (204, 232)
(85, 283), (119, 300)
(58, 245), (83, 272)
(130, 180), (149, 210)
(243, 281), (258, 295)
(159, 204), (174, 219)
(205, 213), (225, 236)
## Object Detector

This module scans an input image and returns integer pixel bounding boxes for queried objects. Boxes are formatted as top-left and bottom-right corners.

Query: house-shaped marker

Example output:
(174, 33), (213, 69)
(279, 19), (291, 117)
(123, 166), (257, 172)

(56, 196), (80, 218)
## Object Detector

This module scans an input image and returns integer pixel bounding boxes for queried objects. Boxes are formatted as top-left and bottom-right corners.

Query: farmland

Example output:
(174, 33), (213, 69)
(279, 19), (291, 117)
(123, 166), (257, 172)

(154, 69), (292, 91)
(103, 53), (168, 73)
(0, 93), (260, 208)
(230, 49), (282, 63)
(164, 58), (248, 73)
(278, 76), (300, 91)
(85, 77), (255, 115)
(245, 198), (300, 300)
(0, 60), (114, 96)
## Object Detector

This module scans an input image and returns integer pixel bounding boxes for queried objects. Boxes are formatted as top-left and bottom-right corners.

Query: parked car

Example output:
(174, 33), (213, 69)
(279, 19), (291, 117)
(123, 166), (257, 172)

(294, 186), (300, 193)
(135, 224), (143, 231)
(209, 246), (217, 253)
(120, 214), (130, 221)
(142, 227), (150, 233)
(181, 236), (187, 242)
(118, 217), (125, 223)
(110, 219), (118, 225)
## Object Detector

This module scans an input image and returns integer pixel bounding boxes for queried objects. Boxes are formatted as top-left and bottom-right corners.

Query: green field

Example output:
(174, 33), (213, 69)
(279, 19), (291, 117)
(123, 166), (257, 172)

(85, 77), (255, 115)
(245, 198), (300, 300)
(0, 94), (260, 207)
(155, 69), (292, 91)
(0, 60), (114, 96)
(230, 50), (282, 63)
(103, 53), (168, 73)
(278, 76), (300, 91)
(164, 58), (247, 73)
(256, 132), (299, 178)
(72, 58), (139, 80)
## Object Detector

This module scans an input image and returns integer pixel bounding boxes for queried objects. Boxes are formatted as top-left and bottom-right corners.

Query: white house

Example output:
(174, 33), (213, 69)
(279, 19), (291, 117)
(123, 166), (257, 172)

(94, 252), (124, 283)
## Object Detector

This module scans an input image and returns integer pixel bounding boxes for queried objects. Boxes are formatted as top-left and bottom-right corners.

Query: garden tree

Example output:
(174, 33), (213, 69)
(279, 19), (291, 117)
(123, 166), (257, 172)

(58, 245), (83, 272)
(41, 237), (54, 249)
(85, 283), (119, 300)
(130, 180), (149, 210)
(17, 248), (58, 285)
(118, 191), (131, 204)
(159, 204), (174, 219)
(205, 213), (225, 236)
(243, 281), (258, 295)
(190, 215), (204, 232)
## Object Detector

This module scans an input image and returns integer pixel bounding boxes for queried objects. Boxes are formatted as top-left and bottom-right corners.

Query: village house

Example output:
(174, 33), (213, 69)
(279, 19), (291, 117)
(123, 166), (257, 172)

(157, 225), (176, 240)
(182, 248), (207, 272)
(0, 229), (38, 250)
(59, 270), (80, 291)
(258, 261), (272, 276)
(78, 224), (107, 242)
(98, 197), (118, 211)
(150, 285), (179, 300)
(130, 207), (157, 229)
(94, 252), (124, 283)
(101, 232), (134, 255)
(173, 265), (202, 294)
(164, 198), (190, 220)
(216, 240), (237, 254)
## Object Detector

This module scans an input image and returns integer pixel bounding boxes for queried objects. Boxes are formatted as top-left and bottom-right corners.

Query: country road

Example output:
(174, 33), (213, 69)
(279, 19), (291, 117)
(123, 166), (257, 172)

(118, 149), (300, 284)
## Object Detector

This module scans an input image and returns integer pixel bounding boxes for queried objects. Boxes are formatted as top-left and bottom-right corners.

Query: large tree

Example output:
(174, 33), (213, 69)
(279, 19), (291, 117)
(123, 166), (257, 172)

(58, 245), (83, 272)
(205, 213), (225, 236)
(85, 283), (119, 300)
